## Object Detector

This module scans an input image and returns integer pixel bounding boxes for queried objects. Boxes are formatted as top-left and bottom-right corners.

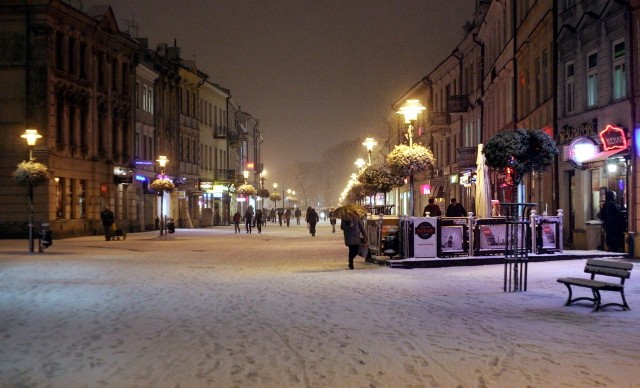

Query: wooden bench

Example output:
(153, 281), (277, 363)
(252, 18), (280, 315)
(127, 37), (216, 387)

(557, 259), (633, 312)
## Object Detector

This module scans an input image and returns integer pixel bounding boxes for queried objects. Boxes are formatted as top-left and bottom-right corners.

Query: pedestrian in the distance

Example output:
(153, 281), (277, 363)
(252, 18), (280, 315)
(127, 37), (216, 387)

(423, 198), (442, 217)
(341, 212), (367, 270)
(277, 209), (284, 226)
(598, 190), (625, 252)
(306, 207), (319, 236)
(245, 205), (254, 233)
(285, 208), (292, 227)
(233, 212), (241, 233)
(445, 197), (467, 217)
(329, 209), (337, 233)
(100, 206), (115, 241)
(295, 207), (302, 225)
(255, 209), (263, 234)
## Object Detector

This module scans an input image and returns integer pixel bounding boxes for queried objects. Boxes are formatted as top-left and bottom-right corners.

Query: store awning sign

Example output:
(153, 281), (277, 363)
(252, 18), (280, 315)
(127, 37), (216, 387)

(599, 124), (627, 151)
(565, 136), (598, 169)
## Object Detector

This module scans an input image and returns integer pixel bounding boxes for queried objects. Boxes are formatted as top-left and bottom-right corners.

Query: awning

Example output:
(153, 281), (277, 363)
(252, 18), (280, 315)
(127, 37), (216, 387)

(579, 148), (628, 170)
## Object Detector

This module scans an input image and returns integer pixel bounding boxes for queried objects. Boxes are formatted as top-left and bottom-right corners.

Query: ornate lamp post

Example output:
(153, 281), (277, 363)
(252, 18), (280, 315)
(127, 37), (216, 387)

(260, 170), (266, 210)
(21, 128), (42, 253)
(397, 99), (426, 217)
(273, 182), (278, 209)
(398, 99), (425, 147)
(156, 156), (169, 236)
(362, 137), (377, 165)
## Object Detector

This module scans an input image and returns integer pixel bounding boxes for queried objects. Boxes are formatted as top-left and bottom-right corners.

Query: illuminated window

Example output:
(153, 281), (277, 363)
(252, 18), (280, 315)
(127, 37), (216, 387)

(586, 51), (598, 107)
(565, 62), (575, 114)
(612, 40), (626, 100)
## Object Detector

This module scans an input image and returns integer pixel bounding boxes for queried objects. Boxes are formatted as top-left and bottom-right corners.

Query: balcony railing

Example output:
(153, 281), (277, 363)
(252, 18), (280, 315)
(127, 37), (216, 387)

(430, 111), (450, 126)
(214, 125), (228, 138)
(213, 169), (236, 181)
(448, 95), (470, 113)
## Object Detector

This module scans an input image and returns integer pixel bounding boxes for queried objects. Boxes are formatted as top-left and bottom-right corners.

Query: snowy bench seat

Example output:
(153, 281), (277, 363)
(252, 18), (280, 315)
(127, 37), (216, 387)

(557, 259), (633, 312)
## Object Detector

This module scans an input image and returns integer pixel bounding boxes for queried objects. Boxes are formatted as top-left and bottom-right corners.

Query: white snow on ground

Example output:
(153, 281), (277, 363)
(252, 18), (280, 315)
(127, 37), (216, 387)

(1, 221), (639, 387)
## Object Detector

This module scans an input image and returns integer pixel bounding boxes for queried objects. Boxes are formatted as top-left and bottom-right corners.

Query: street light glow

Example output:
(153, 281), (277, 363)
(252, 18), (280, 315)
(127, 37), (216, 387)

(398, 99), (426, 123)
(21, 129), (42, 146)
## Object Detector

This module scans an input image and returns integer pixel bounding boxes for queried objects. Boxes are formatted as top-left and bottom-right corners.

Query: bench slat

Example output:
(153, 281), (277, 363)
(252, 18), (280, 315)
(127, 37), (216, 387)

(584, 266), (631, 279)
(557, 277), (623, 291)
(586, 259), (633, 271)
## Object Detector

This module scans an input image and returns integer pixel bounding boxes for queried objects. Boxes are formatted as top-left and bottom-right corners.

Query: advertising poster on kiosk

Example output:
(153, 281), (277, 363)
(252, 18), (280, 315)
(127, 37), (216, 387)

(412, 217), (437, 258)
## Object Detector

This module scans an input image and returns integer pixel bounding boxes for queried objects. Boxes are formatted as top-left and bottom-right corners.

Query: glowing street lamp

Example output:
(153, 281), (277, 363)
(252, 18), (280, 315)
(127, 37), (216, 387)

(156, 156), (169, 236)
(398, 99), (426, 147)
(398, 99), (426, 217)
(273, 182), (279, 209)
(355, 158), (366, 171)
(21, 128), (43, 253)
(21, 129), (42, 161)
(362, 137), (377, 165)
(156, 155), (169, 175)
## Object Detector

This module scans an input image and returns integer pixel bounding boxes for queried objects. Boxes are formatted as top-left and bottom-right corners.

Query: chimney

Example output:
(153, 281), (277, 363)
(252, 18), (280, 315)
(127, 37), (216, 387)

(167, 46), (180, 61)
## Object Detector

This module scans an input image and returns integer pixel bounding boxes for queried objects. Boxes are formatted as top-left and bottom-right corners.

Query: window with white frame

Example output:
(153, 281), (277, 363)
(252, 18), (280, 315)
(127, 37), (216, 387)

(565, 61), (575, 113)
(612, 40), (626, 100)
(586, 51), (598, 107)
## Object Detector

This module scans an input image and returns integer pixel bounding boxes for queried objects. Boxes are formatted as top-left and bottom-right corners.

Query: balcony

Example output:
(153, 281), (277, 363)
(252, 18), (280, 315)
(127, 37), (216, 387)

(430, 111), (450, 126)
(214, 125), (228, 138)
(448, 95), (469, 113)
(213, 169), (236, 182)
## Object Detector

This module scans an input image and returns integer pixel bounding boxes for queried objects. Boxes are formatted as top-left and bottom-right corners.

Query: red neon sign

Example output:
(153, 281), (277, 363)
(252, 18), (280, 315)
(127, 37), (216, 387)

(599, 124), (627, 151)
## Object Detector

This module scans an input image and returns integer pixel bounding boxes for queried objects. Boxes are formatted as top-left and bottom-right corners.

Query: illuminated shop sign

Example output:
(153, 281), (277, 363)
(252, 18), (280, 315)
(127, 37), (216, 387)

(565, 137), (598, 165)
(420, 184), (431, 195)
(599, 124), (627, 151)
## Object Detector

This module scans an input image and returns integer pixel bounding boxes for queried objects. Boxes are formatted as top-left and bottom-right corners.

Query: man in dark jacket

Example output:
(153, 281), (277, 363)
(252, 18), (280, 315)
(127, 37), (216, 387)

(423, 198), (442, 217)
(100, 206), (115, 241)
(306, 207), (319, 236)
(598, 190), (624, 252)
(445, 198), (467, 217)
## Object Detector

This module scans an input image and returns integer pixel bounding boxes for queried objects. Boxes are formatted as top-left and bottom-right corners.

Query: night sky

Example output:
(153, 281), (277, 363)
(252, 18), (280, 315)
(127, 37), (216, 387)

(83, 0), (474, 200)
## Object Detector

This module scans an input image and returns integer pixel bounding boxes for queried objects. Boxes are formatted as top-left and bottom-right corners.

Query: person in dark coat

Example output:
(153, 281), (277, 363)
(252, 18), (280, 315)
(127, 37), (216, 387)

(329, 210), (337, 233)
(233, 212), (241, 233)
(306, 207), (319, 236)
(598, 190), (625, 252)
(423, 198), (442, 217)
(255, 209), (263, 233)
(445, 198), (467, 217)
(341, 213), (367, 270)
(245, 206), (254, 233)
(295, 207), (302, 225)
(100, 206), (115, 241)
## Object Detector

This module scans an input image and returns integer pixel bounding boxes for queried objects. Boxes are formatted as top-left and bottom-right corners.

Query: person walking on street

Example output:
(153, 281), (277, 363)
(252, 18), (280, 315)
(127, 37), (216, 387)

(598, 190), (625, 252)
(285, 208), (292, 227)
(341, 212), (367, 270)
(295, 207), (302, 225)
(329, 209), (337, 233)
(277, 209), (284, 226)
(306, 207), (319, 236)
(100, 206), (115, 241)
(423, 198), (442, 217)
(445, 198), (467, 217)
(270, 208), (277, 224)
(245, 206), (254, 233)
(233, 212), (241, 233)
(255, 209), (263, 234)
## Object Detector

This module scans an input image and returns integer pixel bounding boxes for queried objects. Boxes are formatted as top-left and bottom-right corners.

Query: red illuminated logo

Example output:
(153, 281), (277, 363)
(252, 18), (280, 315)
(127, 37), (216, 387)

(599, 124), (627, 151)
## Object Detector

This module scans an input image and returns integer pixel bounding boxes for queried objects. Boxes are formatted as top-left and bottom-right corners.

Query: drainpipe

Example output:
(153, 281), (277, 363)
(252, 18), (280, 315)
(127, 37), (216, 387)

(627, 5), (637, 258)
(552, 0), (560, 220)
(472, 33), (485, 142)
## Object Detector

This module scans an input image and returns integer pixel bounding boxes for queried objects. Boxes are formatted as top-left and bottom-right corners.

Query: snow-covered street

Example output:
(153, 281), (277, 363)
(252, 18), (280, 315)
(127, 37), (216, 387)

(1, 222), (639, 387)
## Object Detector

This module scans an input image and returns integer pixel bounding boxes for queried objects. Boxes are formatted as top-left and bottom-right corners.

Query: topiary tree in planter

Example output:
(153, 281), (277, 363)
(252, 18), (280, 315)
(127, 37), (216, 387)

(482, 128), (558, 202)
(386, 144), (435, 216)
(357, 164), (405, 208)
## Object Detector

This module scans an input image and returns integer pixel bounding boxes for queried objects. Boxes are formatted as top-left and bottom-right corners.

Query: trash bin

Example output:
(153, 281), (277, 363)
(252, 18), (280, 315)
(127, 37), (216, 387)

(167, 219), (175, 234)
(585, 220), (604, 250)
